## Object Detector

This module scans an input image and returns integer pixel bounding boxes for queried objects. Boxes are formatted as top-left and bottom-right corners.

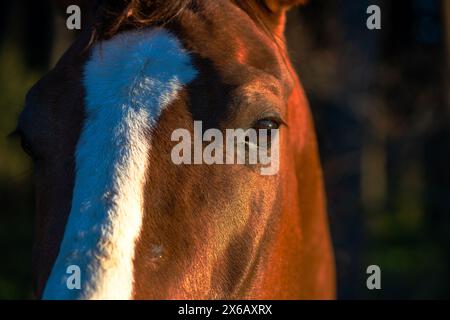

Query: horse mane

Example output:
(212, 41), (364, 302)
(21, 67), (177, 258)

(91, 0), (278, 41)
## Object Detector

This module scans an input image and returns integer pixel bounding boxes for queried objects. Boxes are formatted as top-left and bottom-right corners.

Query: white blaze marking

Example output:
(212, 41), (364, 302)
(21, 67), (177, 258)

(43, 29), (197, 299)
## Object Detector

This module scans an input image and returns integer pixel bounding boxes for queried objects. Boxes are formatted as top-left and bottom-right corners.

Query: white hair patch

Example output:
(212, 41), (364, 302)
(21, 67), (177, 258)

(43, 28), (197, 300)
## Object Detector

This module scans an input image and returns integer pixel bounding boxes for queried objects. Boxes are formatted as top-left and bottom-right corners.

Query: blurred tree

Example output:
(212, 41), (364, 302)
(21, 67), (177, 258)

(287, 0), (449, 299)
(23, 0), (54, 70)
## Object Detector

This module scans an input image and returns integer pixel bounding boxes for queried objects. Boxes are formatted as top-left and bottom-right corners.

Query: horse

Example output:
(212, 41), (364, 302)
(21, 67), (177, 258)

(17, 0), (335, 299)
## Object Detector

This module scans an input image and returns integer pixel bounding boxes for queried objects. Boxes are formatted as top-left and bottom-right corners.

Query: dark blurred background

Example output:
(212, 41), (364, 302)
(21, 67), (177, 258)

(0, 0), (449, 299)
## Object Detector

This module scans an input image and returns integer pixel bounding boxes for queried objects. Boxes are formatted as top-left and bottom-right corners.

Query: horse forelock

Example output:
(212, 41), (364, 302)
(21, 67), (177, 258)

(89, 0), (280, 42)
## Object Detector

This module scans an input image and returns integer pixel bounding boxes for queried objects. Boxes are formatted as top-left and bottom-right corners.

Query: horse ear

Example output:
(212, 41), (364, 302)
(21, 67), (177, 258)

(263, 0), (308, 13)
(251, 0), (307, 36)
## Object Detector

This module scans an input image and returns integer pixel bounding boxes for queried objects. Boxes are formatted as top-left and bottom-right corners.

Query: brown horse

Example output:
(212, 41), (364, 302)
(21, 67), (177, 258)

(17, 0), (335, 299)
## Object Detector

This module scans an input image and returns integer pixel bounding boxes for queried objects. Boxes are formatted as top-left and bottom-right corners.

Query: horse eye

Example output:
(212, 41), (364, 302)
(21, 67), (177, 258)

(252, 118), (281, 131)
(250, 118), (281, 149)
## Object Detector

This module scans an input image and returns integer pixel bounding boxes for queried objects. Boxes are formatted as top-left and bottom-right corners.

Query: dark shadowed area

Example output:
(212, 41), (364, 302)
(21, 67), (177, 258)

(0, 0), (449, 299)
